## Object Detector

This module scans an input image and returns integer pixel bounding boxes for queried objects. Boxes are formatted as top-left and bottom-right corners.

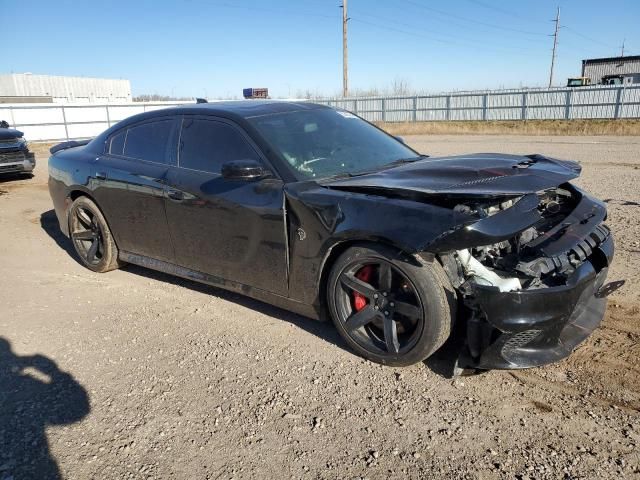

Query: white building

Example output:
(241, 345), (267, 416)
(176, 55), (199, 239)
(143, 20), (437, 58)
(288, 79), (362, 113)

(0, 73), (132, 103)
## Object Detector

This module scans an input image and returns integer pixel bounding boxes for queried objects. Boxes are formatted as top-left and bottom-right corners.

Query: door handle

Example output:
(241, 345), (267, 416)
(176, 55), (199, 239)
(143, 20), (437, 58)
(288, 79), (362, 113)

(95, 171), (107, 180)
(166, 189), (184, 201)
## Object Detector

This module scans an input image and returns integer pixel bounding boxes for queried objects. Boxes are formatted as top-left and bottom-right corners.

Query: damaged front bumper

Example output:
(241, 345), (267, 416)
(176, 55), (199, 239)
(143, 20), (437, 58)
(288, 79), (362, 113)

(461, 234), (614, 369)
(441, 187), (622, 370)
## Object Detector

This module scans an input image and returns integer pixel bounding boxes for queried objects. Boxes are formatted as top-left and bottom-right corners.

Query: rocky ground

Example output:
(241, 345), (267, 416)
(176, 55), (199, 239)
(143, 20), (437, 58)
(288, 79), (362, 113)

(0, 135), (638, 479)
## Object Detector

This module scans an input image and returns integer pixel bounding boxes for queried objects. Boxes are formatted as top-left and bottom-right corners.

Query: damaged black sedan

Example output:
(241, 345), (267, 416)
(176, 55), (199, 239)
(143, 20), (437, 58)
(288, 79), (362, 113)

(48, 101), (619, 370)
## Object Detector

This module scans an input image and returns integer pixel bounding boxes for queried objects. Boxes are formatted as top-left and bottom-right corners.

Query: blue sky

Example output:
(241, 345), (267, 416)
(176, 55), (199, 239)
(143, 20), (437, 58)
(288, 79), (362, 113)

(2, 0), (638, 98)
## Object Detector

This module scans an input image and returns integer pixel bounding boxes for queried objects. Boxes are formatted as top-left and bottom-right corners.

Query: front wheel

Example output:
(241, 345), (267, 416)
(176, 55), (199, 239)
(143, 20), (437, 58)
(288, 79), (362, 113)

(327, 244), (456, 367)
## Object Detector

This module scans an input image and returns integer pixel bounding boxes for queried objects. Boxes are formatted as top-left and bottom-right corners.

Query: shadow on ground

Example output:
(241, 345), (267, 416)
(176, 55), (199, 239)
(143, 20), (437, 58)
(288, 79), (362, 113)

(40, 209), (76, 259)
(0, 173), (34, 184)
(39, 209), (460, 378)
(0, 337), (90, 480)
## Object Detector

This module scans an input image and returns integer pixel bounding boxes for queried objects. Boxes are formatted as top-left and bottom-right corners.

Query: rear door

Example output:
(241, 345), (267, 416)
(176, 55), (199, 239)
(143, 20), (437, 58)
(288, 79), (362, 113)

(163, 115), (288, 296)
(92, 117), (178, 263)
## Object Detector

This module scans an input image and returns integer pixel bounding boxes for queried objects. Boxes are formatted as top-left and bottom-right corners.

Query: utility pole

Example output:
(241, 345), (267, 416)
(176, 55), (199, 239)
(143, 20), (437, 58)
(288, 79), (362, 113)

(621, 38), (625, 57)
(342, 0), (349, 97)
(549, 6), (560, 88)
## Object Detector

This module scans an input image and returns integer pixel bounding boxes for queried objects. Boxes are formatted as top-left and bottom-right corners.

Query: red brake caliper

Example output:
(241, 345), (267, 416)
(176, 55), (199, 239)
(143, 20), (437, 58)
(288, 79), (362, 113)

(353, 265), (374, 312)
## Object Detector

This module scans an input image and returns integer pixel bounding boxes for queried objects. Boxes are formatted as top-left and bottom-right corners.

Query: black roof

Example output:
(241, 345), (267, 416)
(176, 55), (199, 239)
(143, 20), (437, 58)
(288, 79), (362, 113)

(87, 101), (332, 154)
(583, 55), (640, 64)
(183, 100), (329, 118)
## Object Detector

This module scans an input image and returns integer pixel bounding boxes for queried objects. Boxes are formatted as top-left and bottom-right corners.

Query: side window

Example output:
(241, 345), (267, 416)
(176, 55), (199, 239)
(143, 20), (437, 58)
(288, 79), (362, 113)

(179, 118), (259, 174)
(108, 130), (126, 155)
(123, 120), (174, 164)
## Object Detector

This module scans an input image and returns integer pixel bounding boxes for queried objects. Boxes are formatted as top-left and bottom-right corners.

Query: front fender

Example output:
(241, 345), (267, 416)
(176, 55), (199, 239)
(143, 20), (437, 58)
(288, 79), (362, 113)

(284, 183), (467, 305)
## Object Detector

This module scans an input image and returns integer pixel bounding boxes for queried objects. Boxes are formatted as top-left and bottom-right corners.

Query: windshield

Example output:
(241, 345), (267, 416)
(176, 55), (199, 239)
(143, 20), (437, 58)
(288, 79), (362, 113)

(248, 108), (420, 180)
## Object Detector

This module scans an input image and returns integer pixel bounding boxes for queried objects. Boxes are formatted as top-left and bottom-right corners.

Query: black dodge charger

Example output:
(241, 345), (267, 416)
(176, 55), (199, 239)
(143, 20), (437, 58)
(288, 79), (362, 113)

(48, 101), (618, 370)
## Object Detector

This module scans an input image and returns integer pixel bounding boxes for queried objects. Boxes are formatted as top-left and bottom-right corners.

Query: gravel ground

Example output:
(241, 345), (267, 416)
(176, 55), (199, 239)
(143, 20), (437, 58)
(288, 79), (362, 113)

(0, 135), (639, 479)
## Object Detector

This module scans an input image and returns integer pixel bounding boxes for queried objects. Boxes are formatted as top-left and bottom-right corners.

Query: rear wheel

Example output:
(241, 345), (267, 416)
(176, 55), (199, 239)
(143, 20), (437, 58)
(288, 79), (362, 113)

(68, 196), (122, 273)
(327, 244), (455, 367)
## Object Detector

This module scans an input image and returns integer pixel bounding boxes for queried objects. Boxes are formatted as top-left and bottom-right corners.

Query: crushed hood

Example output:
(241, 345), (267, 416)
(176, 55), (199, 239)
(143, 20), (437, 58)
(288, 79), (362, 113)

(324, 153), (581, 197)
(0, 128), (24, 141)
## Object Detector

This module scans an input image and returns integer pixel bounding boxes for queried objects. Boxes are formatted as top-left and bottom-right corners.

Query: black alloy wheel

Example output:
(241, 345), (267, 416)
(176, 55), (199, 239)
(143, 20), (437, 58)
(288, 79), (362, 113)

(336, 260), (424, 355)
(70, 206), (104, 266)
(327, 244), (455, 366)
(68, 196), (122, 273)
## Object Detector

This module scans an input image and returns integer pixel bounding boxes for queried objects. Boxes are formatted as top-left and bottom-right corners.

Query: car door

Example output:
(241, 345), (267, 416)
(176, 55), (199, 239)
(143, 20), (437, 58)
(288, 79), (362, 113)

(92, 117), (178, 263)
(163, 115), (288, 296)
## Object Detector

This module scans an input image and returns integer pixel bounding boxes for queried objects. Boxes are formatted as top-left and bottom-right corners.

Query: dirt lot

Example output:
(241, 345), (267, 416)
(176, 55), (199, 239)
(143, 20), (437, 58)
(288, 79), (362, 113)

(1, 135), (639, 479)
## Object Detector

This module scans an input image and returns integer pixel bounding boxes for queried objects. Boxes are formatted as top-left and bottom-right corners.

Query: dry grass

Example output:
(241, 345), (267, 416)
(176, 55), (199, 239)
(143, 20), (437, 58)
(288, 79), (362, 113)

(28, 142), (57, 156)
(378, 119), (640, 136)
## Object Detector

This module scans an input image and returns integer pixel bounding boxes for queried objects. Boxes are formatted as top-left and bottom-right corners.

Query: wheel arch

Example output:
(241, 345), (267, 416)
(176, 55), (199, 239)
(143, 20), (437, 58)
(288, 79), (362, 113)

(68, 188), (97, 203)
(66, 189), (120, 250)
(66, 189), (98, 227)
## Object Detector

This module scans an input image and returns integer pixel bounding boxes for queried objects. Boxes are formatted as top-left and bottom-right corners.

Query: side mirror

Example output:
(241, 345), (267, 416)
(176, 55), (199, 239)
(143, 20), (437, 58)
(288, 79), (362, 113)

(221, 159), (270, 181)
(394, 135), (405, 144)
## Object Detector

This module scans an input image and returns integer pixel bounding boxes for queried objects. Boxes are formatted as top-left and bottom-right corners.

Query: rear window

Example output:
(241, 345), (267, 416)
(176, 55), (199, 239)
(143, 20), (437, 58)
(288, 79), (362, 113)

(123, 120), (174, 164)
(178, 119), (259, 174)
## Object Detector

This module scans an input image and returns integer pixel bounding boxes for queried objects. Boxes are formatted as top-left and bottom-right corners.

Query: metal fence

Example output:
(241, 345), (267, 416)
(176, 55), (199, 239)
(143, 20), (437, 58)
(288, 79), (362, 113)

(0, 101), (185, 142)
(315, 84), (640, 123)
(2, 84), (640, 142)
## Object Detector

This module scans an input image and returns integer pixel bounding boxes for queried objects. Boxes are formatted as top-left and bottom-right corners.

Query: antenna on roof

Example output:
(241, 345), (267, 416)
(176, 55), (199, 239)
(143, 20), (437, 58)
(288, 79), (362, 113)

(196, 98), (208, 104)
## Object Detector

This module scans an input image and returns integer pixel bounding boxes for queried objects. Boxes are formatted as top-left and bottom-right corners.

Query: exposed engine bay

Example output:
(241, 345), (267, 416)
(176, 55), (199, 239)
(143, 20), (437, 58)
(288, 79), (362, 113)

(431, 182), (619, 370)
(443, 184), (611, 293)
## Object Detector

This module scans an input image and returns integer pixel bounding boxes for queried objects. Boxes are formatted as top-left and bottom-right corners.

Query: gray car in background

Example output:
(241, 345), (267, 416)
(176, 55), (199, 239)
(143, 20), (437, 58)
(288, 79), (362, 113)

(0, 121), (36, 177)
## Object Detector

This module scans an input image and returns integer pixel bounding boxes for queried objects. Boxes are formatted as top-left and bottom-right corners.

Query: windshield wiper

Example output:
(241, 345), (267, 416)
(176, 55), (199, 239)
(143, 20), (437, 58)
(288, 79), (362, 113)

(323, 172), (354, 180)
(384, 154), (428, 167)
(319, 170), (374, 181)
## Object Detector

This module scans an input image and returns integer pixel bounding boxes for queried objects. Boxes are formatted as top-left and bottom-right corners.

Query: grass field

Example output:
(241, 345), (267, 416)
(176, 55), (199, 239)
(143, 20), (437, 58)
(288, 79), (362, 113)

(377, 119), (640, 136)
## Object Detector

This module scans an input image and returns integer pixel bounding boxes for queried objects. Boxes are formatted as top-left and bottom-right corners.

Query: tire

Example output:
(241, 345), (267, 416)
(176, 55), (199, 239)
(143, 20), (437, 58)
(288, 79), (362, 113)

(68, 196), (122, 273)
(327, 243), (456, 367)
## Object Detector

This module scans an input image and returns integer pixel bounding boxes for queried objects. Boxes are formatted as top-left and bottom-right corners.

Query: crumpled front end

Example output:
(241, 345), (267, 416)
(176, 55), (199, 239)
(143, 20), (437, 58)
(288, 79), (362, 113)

(436, 184), (621, 370)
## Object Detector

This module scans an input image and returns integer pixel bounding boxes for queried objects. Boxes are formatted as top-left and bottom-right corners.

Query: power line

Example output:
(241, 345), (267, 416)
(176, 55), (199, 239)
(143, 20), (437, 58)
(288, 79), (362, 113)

(354, 13), (470, 43)
(398, 0), (548, 37)
(349, 17), (542, 54)
(350, 18), (449, 45)
(464, 0), (548, 24)
(562, 26), (618, 50)
(355, 11), (542, 46)
(210, 1), (340, 20)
